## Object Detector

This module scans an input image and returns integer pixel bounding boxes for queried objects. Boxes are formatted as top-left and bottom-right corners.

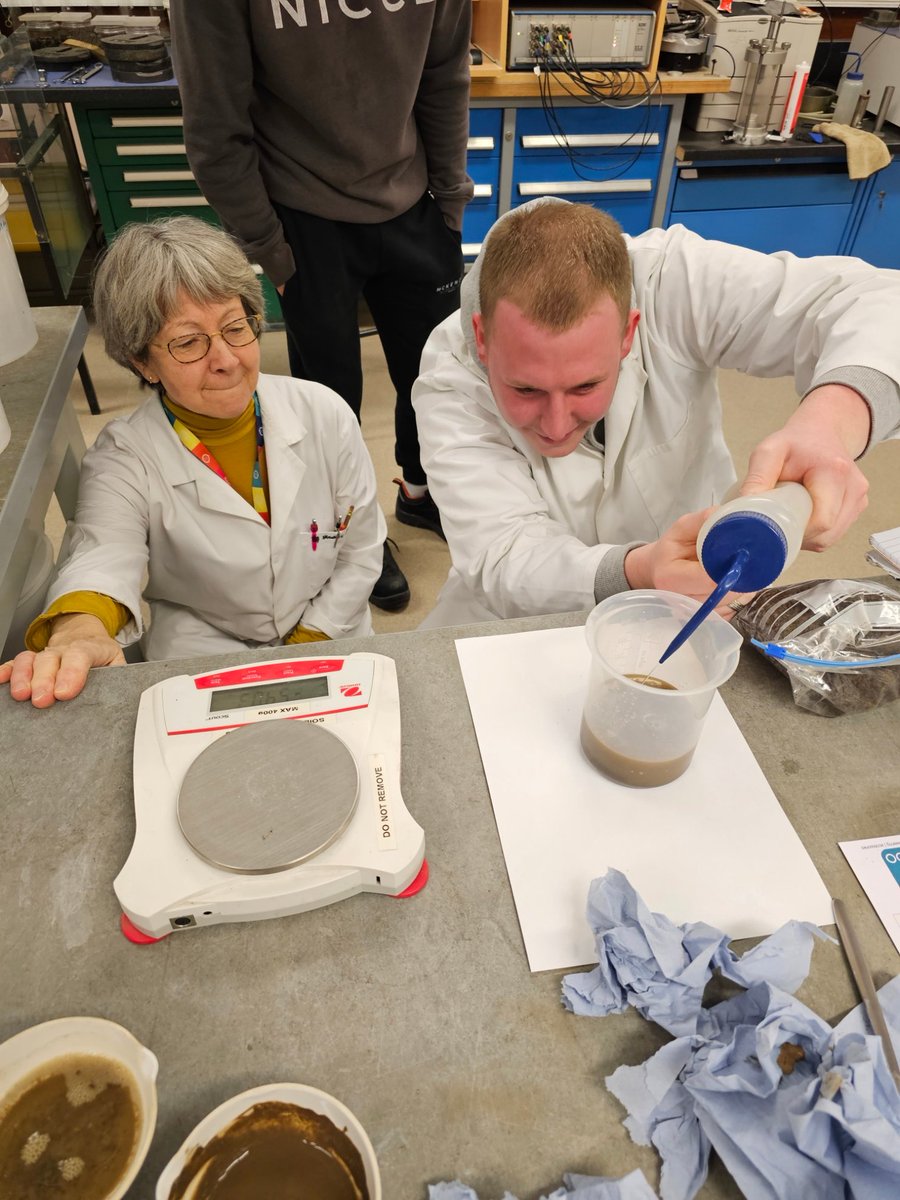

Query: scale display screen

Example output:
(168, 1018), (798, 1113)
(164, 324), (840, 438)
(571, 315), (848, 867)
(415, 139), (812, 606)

(208, 676), (330, 713)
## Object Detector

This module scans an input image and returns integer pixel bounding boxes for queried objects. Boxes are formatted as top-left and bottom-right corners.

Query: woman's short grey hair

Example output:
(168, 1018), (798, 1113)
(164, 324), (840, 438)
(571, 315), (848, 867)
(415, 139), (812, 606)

(92, 217), (266, 371)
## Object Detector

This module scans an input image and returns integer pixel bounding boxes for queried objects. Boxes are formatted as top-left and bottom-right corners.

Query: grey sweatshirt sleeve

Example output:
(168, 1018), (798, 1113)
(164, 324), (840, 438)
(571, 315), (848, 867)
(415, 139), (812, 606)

(169, 0), (295, 285)
(594, 542), (646, 603)
(803, 366), (900, 454)
(414, 0), (475, 232)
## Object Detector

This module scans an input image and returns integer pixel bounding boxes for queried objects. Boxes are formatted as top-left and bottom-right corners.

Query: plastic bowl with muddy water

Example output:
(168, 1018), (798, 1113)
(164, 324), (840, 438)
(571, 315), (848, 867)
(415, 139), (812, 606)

(156, 1082), (381, 1200)
(0, 1016), (159, 1200)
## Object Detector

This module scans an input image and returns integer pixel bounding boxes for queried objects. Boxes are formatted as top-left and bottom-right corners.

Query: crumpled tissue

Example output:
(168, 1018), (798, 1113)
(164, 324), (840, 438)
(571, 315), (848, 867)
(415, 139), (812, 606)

(563, 869), (900, 1200)
(428, 1169), (658, 1200)
(561, 868), (829, 1036)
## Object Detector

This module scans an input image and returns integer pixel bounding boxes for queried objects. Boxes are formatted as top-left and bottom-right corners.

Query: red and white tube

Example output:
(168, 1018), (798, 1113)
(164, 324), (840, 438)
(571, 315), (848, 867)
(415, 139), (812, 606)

(780, 61), (810, 138)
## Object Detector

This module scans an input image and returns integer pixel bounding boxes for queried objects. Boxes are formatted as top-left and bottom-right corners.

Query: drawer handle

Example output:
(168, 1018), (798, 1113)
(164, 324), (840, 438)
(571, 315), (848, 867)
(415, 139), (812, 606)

(521, 133), (660, 149)
(467, 136), (495, 151)
(473, 183), (492, 198)
(518, 179), (653, 196)
(462, 243), (483, 256)
(129, 196), (210, 209)
(123, 170), (196, 183)
(116, 143), (187, 157)
(111, 116), (184, 129)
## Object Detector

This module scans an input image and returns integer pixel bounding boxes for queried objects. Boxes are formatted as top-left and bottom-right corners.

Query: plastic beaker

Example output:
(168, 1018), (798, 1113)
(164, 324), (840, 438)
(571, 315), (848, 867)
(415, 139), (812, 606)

(580, 590), (743, 787)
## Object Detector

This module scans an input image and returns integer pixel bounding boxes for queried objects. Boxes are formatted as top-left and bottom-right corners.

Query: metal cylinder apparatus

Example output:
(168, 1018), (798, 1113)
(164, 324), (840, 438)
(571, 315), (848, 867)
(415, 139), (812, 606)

(851, 89), (871, 129)
(733, 34), (790, 144)
(874, 85), (895, 136)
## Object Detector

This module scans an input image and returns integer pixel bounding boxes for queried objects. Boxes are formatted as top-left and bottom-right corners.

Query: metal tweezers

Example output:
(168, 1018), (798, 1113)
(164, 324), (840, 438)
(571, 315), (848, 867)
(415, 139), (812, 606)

(833, 897), (900, 1089)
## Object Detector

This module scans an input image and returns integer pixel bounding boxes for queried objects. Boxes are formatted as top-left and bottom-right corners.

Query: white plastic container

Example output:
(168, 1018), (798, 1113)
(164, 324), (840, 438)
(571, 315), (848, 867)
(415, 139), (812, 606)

(0, 183), (39, 453)
(0, 1016), (159, 1200)
(832, 67), (865, 126)
(156, 1082), (382, 1200)
(697, 481), (813, 593)
(580, 590), (742, 787)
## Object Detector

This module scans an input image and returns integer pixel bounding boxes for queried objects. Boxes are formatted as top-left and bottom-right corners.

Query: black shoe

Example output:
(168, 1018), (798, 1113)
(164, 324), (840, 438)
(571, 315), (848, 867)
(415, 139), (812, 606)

(393, 478), (446, 540)
(370, 539), (410, 612)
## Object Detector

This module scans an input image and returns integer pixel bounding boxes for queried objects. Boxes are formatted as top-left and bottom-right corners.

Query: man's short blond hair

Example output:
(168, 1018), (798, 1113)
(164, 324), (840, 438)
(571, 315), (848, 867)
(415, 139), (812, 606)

(478, 202), (632, 333)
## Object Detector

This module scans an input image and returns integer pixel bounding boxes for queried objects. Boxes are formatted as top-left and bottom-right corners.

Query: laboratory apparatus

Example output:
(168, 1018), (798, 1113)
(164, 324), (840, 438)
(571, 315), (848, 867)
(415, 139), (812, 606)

(659, 482), (812, 664)
(731, 11), (791, 144)
(681, 0), (821, 134)
(658, 6), (709, 72)
(115, 653), (426, 942)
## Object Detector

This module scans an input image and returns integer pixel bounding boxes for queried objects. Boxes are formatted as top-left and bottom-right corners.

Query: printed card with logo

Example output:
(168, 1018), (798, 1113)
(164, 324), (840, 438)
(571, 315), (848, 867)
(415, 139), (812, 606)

(839, 834), (900, 957)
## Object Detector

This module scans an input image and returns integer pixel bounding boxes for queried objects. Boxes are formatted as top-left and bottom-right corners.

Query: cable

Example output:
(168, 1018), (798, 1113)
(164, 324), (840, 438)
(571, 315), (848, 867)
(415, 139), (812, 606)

(835, 6), (900, 80)
(805, 0), (835, 88)
(470, 40), (499, 67)
(709, 43), (737, 82)
(530, 30), (662, 185)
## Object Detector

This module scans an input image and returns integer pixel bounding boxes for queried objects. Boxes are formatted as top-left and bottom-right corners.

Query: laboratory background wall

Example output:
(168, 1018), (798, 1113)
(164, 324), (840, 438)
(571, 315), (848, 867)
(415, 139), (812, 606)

(1, 0), (899, 629)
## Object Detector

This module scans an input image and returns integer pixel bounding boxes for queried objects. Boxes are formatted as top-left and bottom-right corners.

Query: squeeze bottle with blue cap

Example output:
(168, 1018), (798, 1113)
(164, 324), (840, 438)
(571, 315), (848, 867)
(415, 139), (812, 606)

(655, 481), (813, 665)
(832, 57), (865, 126)
(696, 481), (813, 594)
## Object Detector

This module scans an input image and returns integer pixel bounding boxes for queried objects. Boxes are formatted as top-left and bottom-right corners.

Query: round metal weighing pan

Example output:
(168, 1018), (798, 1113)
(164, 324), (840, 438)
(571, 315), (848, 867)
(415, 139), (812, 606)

(155, 1081), (382, 1200)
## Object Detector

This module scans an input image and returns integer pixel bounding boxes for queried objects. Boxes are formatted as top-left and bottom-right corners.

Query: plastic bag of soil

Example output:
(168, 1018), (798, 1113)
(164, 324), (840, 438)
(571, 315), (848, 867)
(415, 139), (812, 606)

(731, 577), (900, 717)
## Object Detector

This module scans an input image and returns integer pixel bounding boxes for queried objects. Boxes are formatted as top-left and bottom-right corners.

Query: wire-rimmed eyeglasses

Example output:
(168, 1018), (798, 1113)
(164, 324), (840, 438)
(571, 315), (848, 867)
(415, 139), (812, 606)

(154, 314), (263, 364)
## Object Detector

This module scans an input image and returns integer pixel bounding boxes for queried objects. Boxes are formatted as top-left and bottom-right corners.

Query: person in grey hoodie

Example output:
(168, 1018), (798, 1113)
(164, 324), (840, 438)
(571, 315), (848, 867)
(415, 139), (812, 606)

(169, 0), (473, 612)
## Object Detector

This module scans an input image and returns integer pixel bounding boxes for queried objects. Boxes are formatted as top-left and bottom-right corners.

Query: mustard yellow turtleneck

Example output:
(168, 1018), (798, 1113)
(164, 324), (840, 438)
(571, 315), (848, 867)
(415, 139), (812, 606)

(26, 398), (328, 650)
(163, 395), (265, 510)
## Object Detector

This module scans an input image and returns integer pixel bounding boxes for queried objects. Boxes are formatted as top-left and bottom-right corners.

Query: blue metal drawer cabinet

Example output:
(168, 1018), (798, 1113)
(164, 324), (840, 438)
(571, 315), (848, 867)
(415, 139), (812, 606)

(511, 104), (671, 235)
(667, 162), (863, 257)
(464, 107), (502, 260)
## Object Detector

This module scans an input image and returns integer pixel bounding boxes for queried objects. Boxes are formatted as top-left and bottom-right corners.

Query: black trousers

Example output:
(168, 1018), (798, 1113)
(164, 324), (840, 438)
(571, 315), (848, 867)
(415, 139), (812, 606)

(275, 192), (464, 486)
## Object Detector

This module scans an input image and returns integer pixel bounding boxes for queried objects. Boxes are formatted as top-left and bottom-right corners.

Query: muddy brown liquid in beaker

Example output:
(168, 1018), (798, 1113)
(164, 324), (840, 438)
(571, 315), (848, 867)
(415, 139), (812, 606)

(580, 675), (692, 787)
(166, 1101), (369, 1200)
(0, 1054), (139, 1200)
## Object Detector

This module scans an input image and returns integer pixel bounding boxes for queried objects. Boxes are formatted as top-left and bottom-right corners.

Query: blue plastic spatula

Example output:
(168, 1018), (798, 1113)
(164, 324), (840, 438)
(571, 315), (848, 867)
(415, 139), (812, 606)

(657, 549), (749, 666)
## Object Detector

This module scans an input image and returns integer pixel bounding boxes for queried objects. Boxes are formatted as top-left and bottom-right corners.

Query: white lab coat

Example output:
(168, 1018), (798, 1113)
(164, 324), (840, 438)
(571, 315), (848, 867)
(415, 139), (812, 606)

(413, 205), (900, 628)
(47, 373), (386, 660)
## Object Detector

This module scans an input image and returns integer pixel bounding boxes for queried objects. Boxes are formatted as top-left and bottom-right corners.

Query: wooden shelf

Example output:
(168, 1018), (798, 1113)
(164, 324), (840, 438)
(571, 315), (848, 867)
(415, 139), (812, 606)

(471, 71), (733, 99)
(470, 61), (504, 80)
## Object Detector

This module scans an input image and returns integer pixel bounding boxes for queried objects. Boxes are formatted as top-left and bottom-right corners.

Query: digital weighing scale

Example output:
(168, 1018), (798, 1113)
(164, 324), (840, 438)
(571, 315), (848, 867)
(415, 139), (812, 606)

(114, 653), (426, 943)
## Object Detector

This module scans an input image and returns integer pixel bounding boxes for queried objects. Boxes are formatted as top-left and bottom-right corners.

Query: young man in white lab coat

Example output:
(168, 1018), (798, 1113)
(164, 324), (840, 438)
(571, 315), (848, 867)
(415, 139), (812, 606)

(412, 198), (900, 628)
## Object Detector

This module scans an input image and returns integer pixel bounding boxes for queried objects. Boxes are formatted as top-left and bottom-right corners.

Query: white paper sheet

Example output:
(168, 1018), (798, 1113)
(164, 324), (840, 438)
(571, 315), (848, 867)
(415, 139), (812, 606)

(839, 834), (900, 957)
(456, 626), (833, 972)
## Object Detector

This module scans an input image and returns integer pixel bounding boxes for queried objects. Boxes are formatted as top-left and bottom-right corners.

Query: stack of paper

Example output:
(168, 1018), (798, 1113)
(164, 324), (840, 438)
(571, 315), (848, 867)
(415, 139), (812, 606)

(867, 527), (900, 581)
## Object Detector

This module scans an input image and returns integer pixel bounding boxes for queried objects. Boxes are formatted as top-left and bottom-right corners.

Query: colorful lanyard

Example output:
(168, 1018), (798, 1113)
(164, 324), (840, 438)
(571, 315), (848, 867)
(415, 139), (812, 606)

(161, 393), (269, 525)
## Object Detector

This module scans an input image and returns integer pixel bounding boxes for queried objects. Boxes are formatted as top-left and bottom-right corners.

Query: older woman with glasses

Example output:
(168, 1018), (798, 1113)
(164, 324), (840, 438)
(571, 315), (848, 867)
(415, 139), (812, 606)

(1, 217), (385, 706)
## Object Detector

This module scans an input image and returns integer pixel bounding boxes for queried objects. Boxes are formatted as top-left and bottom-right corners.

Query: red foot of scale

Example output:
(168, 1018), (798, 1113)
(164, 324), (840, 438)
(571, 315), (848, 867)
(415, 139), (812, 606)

(392, 858), (429, 898)
(120, 913), (168, 944)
